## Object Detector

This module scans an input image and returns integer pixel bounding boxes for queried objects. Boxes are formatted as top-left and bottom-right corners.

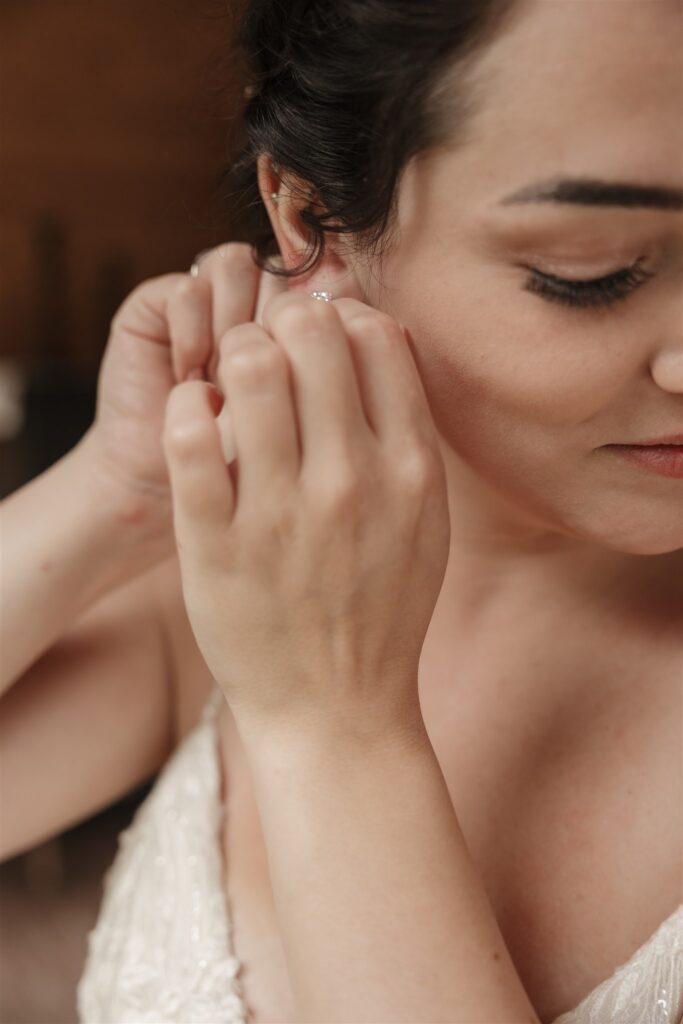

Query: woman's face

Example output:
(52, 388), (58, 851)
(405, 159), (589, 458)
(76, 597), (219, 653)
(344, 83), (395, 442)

(354, 0), (683, 556)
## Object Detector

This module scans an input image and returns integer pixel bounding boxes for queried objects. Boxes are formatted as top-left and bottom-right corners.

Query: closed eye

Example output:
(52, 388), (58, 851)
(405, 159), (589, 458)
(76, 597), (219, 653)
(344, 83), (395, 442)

(523, 257), (655, 309)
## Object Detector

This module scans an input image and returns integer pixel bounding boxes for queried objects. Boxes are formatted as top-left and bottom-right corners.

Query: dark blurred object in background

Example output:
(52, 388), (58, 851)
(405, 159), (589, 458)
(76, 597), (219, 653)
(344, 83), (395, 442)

(19, 212), (109, 482)
(0, 0), (247, 495)
(0, 2), (247, 1019)
(0, 782), (154, 1024)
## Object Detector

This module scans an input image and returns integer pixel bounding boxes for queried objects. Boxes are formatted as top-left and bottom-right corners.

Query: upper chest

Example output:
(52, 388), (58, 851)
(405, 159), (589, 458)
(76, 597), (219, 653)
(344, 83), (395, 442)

(412, 597), (682, 1021)
(159, 561), (682, 1024)
(420, 649), (682, 1023)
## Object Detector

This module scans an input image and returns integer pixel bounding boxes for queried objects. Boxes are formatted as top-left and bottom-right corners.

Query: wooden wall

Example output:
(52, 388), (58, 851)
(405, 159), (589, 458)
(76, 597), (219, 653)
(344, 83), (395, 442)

(1, 0), (248, 490)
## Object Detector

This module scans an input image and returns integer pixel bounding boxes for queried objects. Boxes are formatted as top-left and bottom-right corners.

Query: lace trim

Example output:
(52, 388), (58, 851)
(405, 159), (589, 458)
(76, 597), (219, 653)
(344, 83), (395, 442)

(550, 903), (683, 1024)
(76, 680), (249, 1023)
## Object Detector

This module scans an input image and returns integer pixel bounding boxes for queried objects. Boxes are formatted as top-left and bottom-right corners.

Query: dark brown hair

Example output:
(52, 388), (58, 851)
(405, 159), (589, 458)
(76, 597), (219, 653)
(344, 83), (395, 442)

(219, 0), (518, 279)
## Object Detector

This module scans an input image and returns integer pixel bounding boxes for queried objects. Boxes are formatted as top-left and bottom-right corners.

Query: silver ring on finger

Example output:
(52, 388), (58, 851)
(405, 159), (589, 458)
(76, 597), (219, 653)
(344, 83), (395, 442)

(189, 248), (214, 278)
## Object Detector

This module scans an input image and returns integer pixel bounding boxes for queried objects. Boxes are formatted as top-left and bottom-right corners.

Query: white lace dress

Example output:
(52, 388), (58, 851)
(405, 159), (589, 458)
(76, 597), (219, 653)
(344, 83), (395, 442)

(77, 681), (683, 1024)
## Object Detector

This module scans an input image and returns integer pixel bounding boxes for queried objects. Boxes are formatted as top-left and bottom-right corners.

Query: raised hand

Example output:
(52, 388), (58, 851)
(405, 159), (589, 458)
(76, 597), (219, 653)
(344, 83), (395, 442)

(82, 243), (286, 556)
(161, 291), (451, 745)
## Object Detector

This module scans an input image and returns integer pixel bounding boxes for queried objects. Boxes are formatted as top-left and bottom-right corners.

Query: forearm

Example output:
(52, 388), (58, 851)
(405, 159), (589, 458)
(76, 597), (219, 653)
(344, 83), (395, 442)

(241, 716), (541, 1024)
(0, 427), (170, 694)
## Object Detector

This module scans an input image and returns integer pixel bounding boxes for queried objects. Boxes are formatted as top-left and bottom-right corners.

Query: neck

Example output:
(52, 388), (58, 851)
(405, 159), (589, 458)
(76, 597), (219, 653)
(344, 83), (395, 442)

(430, 437), (678, 635)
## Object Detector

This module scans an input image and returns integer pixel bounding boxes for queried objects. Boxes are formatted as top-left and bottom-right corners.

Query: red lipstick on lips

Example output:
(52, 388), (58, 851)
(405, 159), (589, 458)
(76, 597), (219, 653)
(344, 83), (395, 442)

(602, 434), (683, 479)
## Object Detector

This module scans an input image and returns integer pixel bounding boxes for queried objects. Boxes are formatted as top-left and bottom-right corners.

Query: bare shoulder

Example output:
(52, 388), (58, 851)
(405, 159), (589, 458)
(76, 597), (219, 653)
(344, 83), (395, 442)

(147, 555), (217, 744)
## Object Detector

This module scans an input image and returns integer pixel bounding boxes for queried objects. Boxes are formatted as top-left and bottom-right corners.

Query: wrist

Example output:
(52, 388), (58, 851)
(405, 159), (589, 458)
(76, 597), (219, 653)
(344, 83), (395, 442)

(65, 431), (175, 594)
(238, 709), (440, 843)
(233, 696), (430, 776)
(71, 428), (174, 556)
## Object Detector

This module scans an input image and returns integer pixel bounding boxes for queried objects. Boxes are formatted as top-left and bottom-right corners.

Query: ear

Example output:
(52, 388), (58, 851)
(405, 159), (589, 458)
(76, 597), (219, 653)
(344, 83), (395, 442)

(256, 153), (369, 302)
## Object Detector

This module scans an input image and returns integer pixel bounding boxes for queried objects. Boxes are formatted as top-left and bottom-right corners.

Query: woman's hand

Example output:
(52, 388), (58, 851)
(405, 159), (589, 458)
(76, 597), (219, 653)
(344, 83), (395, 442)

(82, 243), (286, 552)
(161, 292), (451, 746)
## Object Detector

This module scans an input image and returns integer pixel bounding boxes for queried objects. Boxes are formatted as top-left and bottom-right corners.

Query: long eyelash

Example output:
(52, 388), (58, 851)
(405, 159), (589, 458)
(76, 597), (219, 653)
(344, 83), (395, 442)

(524, 257), (655, 309)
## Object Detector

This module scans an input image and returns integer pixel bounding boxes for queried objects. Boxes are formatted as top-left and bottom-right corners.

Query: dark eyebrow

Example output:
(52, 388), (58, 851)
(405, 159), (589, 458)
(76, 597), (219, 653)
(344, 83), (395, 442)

(499, 176), (683, 211)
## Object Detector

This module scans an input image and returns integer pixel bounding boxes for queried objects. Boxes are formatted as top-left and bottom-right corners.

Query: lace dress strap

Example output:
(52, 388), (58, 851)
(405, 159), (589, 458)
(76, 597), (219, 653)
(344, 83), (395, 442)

(76, 668), (248, 1022)
(551, 903), (683, 1024)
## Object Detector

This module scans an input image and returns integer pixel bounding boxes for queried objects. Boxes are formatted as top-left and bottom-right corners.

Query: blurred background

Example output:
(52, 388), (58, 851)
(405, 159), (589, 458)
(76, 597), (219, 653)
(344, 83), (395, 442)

(1, 1), (248, 1018)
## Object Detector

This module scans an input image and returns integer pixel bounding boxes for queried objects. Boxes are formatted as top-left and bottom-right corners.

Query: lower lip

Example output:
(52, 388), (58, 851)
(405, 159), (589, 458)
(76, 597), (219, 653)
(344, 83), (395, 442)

(603, 445), (683, 479)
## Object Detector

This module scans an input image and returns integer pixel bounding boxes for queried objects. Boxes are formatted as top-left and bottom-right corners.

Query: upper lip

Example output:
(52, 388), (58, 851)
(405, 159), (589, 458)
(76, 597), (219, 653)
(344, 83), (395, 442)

(613, 433), (683, 446)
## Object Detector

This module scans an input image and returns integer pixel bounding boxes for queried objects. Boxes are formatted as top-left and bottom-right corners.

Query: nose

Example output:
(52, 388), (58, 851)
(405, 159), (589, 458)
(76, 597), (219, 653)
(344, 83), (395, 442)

(650, 347), (683, 393)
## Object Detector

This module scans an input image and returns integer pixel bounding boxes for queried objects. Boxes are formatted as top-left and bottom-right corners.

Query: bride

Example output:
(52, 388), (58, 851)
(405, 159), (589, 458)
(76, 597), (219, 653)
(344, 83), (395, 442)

(2, 0), (681, 1022)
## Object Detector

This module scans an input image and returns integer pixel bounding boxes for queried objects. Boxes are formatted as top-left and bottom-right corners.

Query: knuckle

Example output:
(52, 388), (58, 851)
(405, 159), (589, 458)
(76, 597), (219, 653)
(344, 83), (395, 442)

(349, 312), (403, 345)
(223, 341), (282, 381)
(112, 274), (192, 327)
(275, 298), (337, 337)
(173, 275), (210, 301)
(398, 446), (442, 495)
(219, 323), (260, 353)
(217, 241), (255, 271)
(111, 280), (153, 324)
(163, 414), (213, 460)
(126, 274), (168, 298)
(316, 466), (362, 517)
(264, 503), (300, 548)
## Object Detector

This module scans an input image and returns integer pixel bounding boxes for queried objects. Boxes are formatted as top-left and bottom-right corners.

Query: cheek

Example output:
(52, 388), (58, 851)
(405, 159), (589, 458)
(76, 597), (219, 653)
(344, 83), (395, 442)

(401, 291), (632, 445)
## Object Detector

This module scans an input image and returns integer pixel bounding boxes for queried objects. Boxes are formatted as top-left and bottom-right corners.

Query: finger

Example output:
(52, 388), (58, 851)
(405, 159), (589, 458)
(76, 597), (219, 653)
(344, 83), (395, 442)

(217, 323), (300, 505)
(194, 244), (261, 373)
(212, 244), (261, 340)
(253, 254), (289, 327)
(162, 381), (236, 555)
(112, 272), (188, 342)
(215, 400), (237, 465)
(167, 277), (214, 382)
(331, 299), (439, 451)
(260, 293), (373, 473)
